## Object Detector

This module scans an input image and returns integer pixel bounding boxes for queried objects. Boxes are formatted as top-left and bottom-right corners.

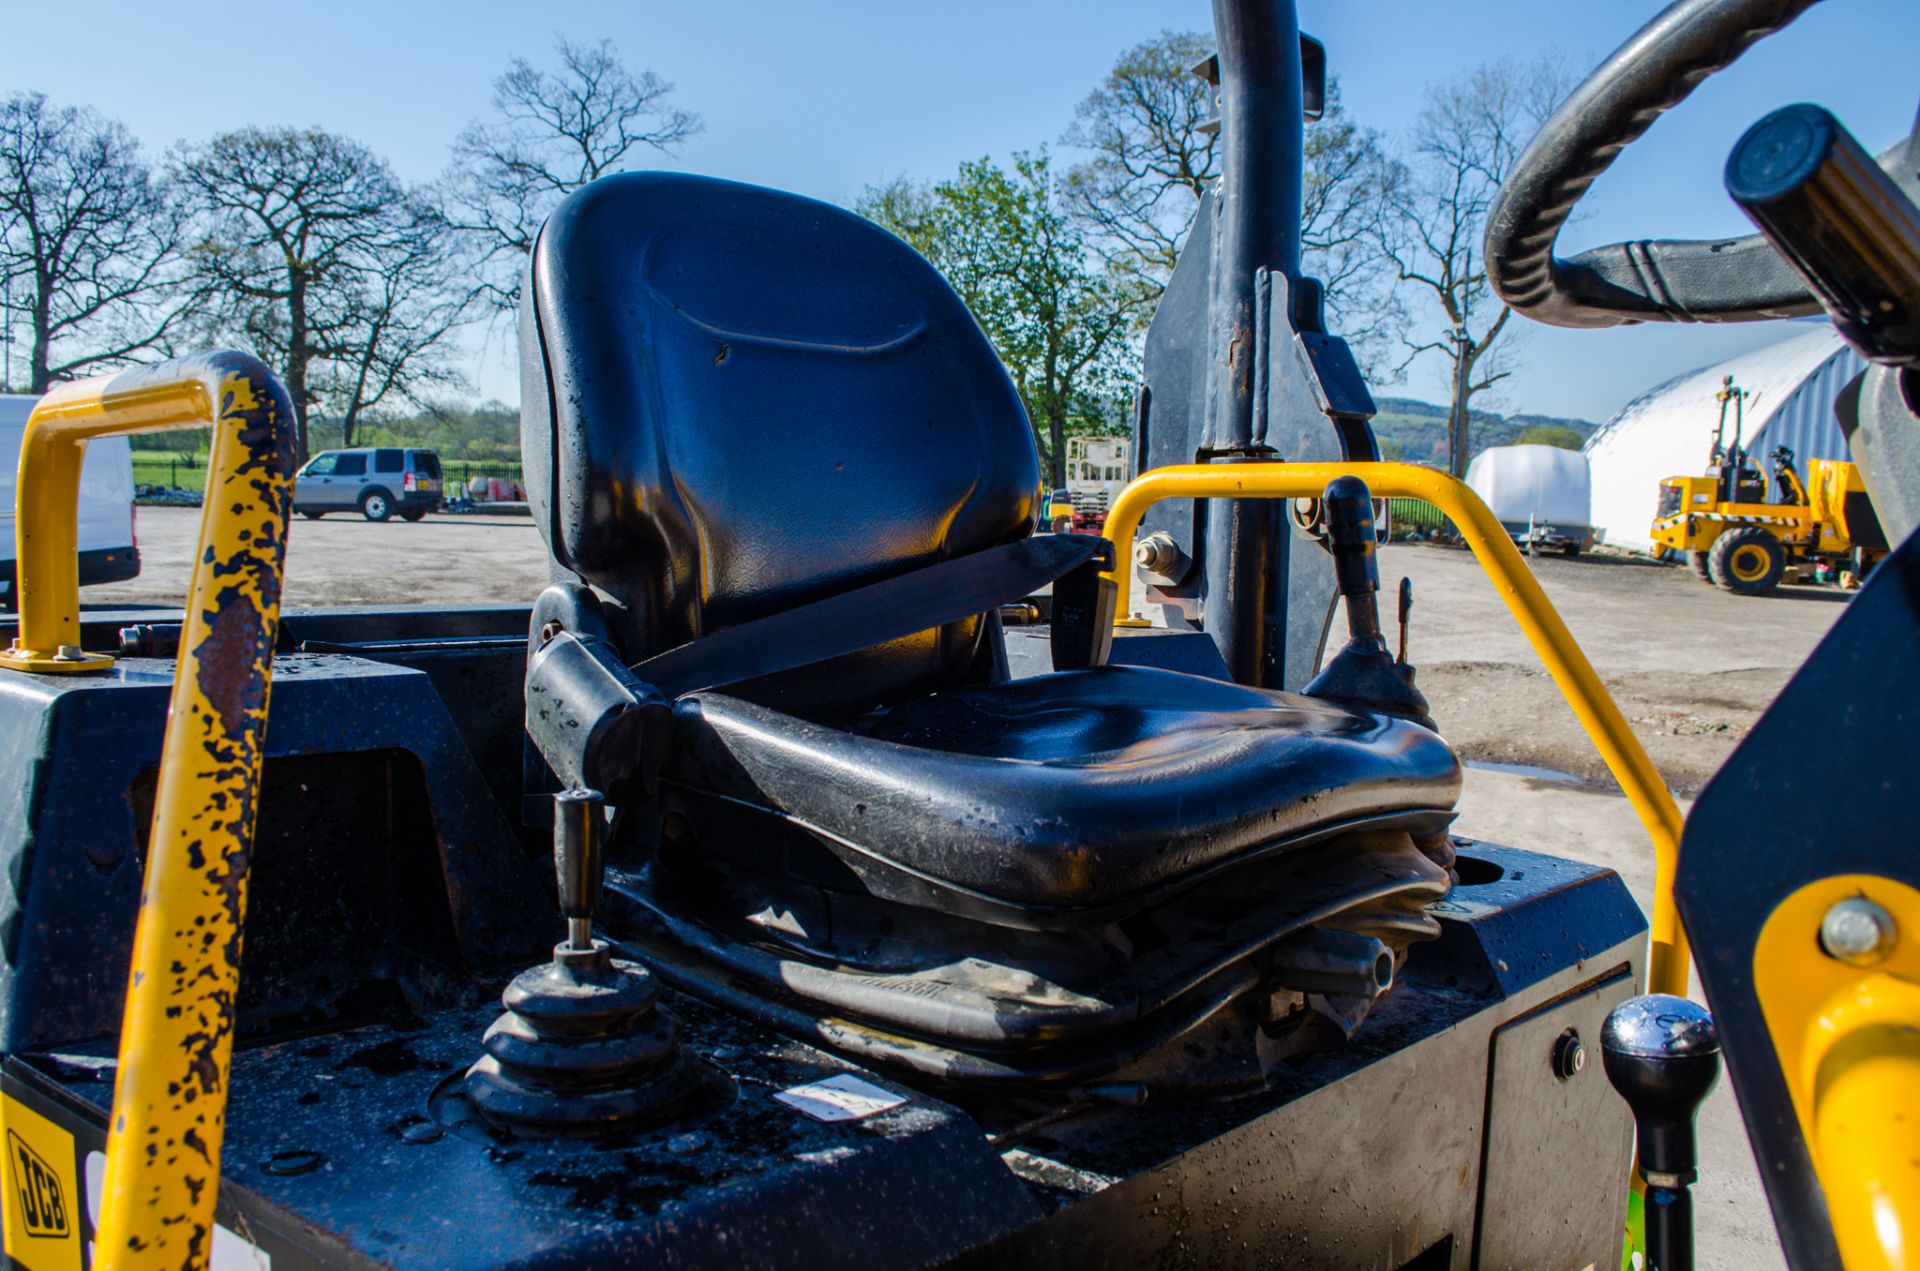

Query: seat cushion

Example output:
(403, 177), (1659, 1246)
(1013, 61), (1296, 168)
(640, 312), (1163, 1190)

(665, 666), (1460, 912)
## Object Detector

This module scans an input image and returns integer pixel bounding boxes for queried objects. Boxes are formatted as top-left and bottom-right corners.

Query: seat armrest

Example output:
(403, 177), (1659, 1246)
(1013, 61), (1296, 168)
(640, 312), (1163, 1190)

(526, 628), (671, 804)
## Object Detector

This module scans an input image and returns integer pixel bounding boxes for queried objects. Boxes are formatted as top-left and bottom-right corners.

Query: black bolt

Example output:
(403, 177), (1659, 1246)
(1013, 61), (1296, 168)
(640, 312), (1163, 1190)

(1552, 1029), (1586, 1080)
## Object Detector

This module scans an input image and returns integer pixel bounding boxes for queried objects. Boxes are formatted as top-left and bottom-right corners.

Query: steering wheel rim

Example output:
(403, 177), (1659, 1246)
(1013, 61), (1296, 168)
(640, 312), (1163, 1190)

(1484, 0), (1826, 329)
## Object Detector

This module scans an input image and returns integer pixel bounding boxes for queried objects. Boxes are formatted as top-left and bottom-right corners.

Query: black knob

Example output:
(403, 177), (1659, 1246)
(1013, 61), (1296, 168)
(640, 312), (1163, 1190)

(1603, 994), (1721, 1271)
(1321, 475), (1384, 646)
(1727, 103), (1920, 366)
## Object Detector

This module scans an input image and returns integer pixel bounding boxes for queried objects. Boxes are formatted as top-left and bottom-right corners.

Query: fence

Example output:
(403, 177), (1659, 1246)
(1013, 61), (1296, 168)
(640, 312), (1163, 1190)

(133, 458), (208, 491)
(1382, 497), (1455, 541)
(133, 454), (525, 494)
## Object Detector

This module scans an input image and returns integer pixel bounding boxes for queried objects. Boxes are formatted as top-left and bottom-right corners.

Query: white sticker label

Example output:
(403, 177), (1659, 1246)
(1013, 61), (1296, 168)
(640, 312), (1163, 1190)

(774, 1074), (907, 1123)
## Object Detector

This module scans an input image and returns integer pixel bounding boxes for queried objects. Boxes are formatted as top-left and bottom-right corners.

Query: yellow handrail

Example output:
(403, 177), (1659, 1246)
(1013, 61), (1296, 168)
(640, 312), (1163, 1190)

(1103, 462), (1690, 998)
(0, 353), (297, 1269)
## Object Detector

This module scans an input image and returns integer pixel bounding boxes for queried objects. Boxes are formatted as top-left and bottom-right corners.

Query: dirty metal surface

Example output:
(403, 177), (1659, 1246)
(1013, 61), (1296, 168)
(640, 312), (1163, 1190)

(0, 652), (549, 1057)
(955, 843), (1645, 1270)
(6, 842), (1642, 1269)
(19, 989), (1039, 1270)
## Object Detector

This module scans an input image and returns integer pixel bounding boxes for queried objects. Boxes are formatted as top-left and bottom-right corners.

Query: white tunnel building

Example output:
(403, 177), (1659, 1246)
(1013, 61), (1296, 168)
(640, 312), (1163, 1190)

(1584, 323), (1866, 552)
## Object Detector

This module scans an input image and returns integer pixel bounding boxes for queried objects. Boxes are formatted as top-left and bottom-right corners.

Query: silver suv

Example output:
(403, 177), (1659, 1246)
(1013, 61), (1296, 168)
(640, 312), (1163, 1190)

(294, 447), (443, 522)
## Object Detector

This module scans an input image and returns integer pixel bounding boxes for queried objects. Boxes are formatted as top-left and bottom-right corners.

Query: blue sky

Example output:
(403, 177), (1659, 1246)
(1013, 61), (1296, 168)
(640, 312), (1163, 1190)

(8, 0), (1917, 423)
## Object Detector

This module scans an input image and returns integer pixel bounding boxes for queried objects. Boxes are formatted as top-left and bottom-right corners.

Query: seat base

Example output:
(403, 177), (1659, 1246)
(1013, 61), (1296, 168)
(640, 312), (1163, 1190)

(602, 820), (1451, 1094)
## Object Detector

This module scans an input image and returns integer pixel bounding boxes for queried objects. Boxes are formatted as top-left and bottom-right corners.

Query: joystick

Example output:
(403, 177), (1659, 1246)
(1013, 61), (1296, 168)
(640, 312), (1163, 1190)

(465, 789), (699, 1136)
(1302, 476), (1435, 729)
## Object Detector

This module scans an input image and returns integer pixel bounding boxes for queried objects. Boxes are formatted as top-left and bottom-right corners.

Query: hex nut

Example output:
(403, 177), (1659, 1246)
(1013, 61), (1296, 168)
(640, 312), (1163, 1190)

(1820, 897), (1897, 967)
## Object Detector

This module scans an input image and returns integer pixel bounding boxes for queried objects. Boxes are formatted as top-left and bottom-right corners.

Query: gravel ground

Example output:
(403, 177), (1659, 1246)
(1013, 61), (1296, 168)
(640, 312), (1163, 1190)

(100, 505), (555, 609)
(94, 508), (1843, 1268)
(1383, 540), (1846, 794)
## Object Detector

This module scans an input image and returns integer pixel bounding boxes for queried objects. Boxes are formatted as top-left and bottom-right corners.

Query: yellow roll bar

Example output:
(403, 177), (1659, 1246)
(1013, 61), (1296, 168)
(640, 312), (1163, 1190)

(1103, 462), (1690, 998)
(0, 353), (297, 1268)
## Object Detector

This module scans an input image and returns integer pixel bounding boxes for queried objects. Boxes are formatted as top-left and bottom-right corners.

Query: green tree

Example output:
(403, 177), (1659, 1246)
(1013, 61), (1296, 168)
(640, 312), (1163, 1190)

(1513, 423), (1584, 450)
(860, 151), (1144, 488)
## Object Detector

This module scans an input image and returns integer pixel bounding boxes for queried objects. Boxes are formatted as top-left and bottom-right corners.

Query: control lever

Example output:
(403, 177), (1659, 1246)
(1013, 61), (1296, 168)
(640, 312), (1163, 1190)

(1602, 995), (1722, 1271)
(463, 788), (701, 1136)
(554, 788), (603, 952)
(1396, 577), (1412, 666)
(1727, 103), (1920, 366)
(1302, 477), (1434, 729)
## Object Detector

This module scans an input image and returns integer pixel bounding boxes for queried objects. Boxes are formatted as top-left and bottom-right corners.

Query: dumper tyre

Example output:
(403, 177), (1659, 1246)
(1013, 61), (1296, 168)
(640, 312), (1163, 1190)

(1689, 549), (1712, 581)
(1709, 527), (1785, 595)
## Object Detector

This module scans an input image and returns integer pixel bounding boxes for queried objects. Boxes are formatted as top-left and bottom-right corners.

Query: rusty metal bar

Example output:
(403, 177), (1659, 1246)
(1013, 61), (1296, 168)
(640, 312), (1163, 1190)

(2, 353), (298, 1268)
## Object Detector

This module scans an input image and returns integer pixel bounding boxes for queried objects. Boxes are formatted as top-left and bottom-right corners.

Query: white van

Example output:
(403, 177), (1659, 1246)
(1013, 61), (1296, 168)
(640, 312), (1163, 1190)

(0, 394), (140, 604)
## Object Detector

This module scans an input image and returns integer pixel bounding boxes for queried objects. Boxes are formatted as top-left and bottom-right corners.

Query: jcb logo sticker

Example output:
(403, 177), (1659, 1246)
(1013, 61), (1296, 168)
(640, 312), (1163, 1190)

(8, 1130), (67, 1237)
(0, 1090), (81, 1271)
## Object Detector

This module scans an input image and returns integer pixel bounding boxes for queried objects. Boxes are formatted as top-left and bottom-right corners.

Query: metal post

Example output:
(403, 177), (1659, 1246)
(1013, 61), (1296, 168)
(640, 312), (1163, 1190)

(1200, 0), (1308, 687)
(1450, 327), (1472, 477)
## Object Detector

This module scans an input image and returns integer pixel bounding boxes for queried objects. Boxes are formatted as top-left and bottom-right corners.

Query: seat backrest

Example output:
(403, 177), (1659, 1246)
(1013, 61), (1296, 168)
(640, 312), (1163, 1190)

(521, 172), (1039, 712)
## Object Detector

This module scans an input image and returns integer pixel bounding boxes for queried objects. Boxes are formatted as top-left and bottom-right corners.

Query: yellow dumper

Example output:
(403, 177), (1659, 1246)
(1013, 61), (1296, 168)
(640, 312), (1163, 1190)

(1650, 377), (1886, 594)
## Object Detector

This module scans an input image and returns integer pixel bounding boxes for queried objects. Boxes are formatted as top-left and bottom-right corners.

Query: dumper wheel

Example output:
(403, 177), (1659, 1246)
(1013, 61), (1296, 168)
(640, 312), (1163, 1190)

(1709, 528), (1785, 595)
(1689, 550), (1712, 581)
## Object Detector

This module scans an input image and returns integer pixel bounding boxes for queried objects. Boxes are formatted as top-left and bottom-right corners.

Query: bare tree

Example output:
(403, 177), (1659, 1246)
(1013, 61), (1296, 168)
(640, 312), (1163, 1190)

(1297, 85), (1405, 372)
(312, 203), (472, 448)
(1060, 32), (1400, 371)
(174, 127), (471, 459)
(446, 37), (701, 311)
(0, 93), (189, 392)
(1373, 59), (1568, 475)
(1060, 31), (1217, 289)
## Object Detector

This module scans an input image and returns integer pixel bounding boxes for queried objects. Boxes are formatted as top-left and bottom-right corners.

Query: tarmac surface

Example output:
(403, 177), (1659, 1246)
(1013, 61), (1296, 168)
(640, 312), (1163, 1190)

(96, 509), (1849, 1268)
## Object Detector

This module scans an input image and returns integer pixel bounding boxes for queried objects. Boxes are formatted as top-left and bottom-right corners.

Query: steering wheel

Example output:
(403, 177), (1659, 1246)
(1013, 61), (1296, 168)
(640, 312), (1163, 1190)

(1485, 0), (1842, 328)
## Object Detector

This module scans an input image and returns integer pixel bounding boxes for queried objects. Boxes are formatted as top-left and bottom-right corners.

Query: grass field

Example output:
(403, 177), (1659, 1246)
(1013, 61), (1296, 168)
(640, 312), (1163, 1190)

(131, 451), (523, 491)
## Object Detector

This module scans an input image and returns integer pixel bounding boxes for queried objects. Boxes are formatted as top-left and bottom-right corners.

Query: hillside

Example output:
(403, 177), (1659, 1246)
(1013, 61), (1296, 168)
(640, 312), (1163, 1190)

(1370, 397), (1599, 467)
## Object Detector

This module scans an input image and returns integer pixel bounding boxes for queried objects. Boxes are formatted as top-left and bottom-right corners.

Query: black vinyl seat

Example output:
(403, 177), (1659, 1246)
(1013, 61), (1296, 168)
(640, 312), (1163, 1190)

(521, 170), (1459, 927)
(670, 667), (1458, 915)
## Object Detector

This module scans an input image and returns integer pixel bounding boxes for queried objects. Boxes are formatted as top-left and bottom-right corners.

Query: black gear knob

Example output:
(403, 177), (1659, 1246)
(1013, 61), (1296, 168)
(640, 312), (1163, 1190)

(1602, 994), (1721, 1180)
(1603, 994), (1720, 1271)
